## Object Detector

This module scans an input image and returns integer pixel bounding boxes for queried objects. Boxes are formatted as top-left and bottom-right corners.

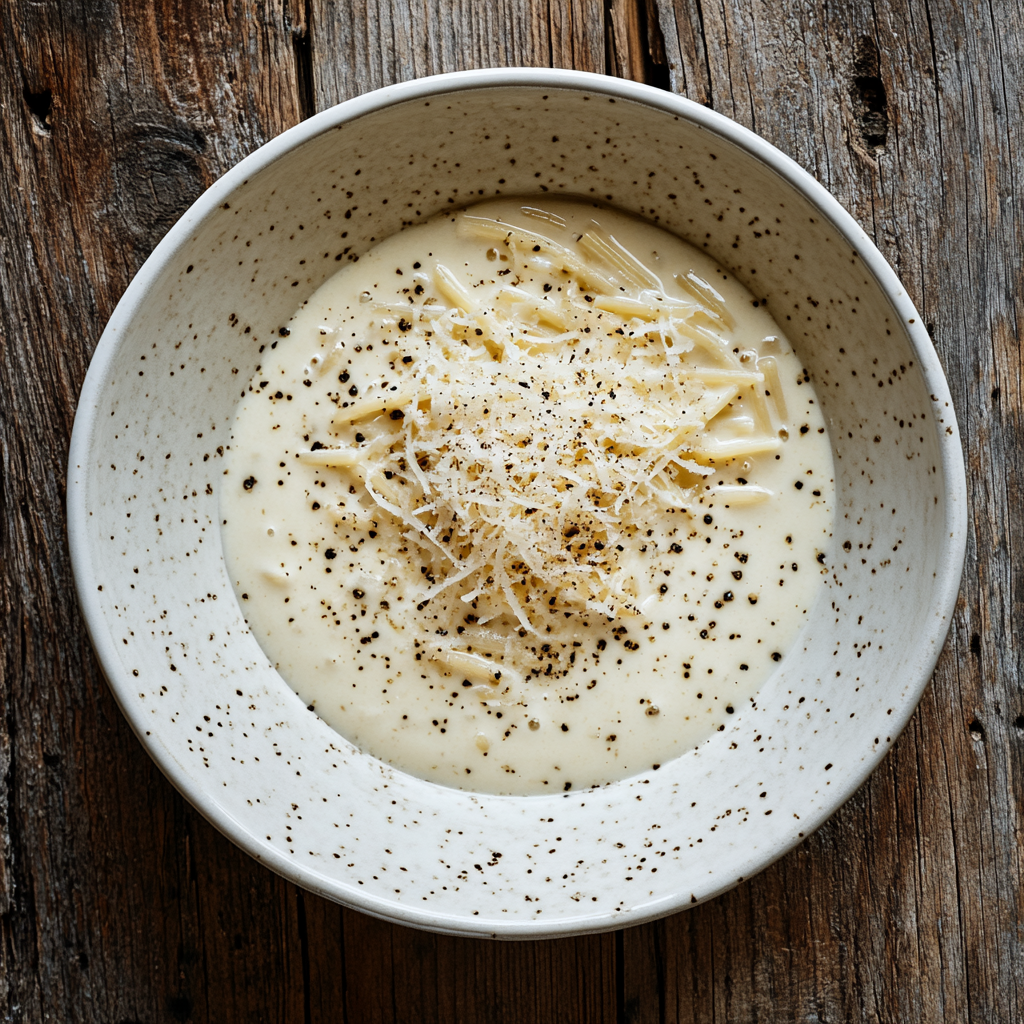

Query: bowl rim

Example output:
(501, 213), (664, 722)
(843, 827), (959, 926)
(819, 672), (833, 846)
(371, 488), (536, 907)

(67, 66), (968, 938)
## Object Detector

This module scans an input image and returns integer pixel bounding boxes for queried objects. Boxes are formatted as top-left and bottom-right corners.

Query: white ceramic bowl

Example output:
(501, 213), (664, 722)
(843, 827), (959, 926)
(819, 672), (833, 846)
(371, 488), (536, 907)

(68, 69), (967, 938)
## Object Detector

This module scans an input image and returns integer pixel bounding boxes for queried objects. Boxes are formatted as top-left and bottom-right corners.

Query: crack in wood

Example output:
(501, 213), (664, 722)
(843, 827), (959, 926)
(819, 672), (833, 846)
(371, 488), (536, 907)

(22, 85), (52, 135)
(850, 36), (889, 152)
(291, 0), (316, 120)
(604, 0), (671, 88)
(639, 0), (670, 90)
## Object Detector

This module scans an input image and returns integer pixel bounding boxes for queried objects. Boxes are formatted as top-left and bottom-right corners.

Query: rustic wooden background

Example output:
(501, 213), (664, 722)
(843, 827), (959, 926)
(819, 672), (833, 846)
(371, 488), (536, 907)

(1, 0), (1019, 1020)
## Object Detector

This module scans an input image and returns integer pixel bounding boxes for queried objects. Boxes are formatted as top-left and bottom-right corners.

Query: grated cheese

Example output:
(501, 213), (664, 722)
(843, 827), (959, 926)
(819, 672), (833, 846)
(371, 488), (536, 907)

(313, 210), (783, 632)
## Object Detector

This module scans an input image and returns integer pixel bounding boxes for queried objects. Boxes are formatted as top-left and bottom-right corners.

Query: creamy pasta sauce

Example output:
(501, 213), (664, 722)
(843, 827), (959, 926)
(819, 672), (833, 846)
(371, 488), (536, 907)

(221, 199), (834, 795)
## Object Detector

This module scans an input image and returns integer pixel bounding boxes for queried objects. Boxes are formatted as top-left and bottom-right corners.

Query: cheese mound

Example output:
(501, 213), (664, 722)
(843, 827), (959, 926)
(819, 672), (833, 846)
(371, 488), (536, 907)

(303, 211), (782, 631)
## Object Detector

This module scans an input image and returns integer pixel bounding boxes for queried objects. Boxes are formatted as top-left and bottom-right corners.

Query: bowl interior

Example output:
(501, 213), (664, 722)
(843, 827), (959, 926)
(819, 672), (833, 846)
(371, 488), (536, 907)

(69, 77), (963, 937)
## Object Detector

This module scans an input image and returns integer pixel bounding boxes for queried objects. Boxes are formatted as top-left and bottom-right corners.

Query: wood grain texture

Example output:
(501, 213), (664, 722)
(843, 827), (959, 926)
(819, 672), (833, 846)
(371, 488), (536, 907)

(0, 0), (1019, 1020)
(1, 3), (312, 1020)
(311, 0), (606, 105)
(628, 0), (1024, 1020)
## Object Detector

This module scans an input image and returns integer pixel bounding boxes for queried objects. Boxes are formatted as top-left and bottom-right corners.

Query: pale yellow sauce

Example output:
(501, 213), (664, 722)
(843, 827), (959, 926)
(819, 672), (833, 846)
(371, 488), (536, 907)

(221, 199), (834, 795)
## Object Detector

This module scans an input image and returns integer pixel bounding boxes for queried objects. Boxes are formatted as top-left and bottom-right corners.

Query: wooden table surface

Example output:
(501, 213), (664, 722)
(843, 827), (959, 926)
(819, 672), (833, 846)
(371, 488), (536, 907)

(2, 1), (1019, 1020)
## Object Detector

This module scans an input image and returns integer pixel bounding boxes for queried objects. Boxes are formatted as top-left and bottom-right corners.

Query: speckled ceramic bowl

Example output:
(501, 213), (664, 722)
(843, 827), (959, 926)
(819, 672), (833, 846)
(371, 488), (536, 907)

(68, 69), (966, 938)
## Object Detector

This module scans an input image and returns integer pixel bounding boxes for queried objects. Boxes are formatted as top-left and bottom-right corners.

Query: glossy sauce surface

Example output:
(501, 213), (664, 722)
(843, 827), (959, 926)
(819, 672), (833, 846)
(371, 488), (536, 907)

(221, 199), (835, 794)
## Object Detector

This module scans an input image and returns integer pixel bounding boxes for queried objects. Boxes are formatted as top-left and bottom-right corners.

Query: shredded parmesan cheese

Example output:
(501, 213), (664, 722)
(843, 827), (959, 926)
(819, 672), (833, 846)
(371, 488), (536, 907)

(314, 210), (781, 631)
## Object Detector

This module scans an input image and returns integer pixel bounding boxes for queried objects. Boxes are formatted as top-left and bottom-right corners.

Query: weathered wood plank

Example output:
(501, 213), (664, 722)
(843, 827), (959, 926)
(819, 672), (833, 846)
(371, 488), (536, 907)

(0, 2), (311, 1020)
(621, 0), (1024, 1019)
